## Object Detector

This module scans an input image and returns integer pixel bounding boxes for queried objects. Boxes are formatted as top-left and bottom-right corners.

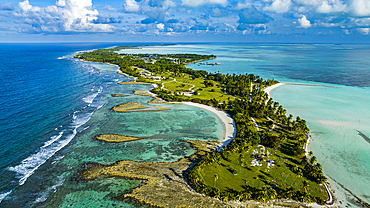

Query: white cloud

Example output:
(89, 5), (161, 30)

(19, 0), (33, 11)
(56, 0), (66, 7)
(182, 0), (228, 7)
(234, 2), (251, 10)
(316, 0), (346, 13)
(264, 0), (292, 13)
(349, 0), (370, 17)
(358, 27), (369, 35)
(225, 23), (236, 31)
(124, 0), (139, 12)
(163, 0), (176, 8)
(17, 0), (113, 33)
(298, 15), (311, 28)
(157, 23), (165, 29)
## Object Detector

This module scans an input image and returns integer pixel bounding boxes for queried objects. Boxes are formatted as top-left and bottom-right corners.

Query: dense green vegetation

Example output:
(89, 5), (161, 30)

(75, 46), (328, 205)
(74, 47), (214, 78)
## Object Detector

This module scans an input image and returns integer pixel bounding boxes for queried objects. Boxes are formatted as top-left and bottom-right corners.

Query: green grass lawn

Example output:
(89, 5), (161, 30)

(192, 87), (233, 102)
(201, 145), (328, 200)
(150, 72), (234, 102)
(163, 81), (193, 92)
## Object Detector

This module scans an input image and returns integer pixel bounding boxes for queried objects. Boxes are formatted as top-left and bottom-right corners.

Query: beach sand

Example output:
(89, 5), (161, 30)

(264, 83), (285, 99)
(182, 102), (236, 149)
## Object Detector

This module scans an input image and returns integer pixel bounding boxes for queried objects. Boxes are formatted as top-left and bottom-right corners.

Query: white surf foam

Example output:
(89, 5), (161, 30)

(8, 110), (93, 186)
(82, 93), (99, 104)
(57, 54), (73, 60)
(82, 86), (102, 104)
(0, 191), (12, 203)
(41, 131), (64, 149)
(34, 178), (65, 203)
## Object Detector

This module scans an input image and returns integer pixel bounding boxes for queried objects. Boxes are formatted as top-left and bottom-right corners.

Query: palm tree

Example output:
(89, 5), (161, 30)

(257, 189), (269, 202)
(310, 156), (317, 165)
(302, 180), (310, 193)
(284, 187), (294, 199)
(220, 194), (228, 202)
(214, 188), (221, 199)
(267, 188), (278, 200)
(241, 191), (251, 201)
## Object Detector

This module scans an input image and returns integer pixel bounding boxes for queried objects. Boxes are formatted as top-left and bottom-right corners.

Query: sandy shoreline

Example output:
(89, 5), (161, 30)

(264, 82), (285, 99)
(182, 102), (236, 149)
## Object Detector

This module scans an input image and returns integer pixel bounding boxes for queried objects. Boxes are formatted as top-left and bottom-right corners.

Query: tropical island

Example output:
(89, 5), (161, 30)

(73, 46), (331, 207)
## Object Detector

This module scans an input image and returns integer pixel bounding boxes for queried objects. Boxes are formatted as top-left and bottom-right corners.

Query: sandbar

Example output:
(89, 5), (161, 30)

(133, 90), (157, 97)
(111, 94), (127, 97)
(117, 81), (153, 85)
(95, 134), (145, 143)
(112, 102), (169, 113)
(117, 71), (136, 78)
(132, 90), (167, 104)
(182, 102), (236, 148)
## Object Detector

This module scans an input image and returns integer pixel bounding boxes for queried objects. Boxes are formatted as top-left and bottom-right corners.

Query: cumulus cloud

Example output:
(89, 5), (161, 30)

(15, 0), (113, 33)
(237, 23), (270, 34)
(93, 15), (121, 24)
(298, 15), (311, 28)
(156, 23), (164, 29)
(349, 0), (370, 17)
(264, 0), (292, 13)
(138, 0), (176, 24)
(169, 23), (189, 32)
(124, 0), (140, 12)
(233, 2), (252, 10)
(358, 27), (369, 35)
(182, 0), (228, 7)
(238, 7), (273, 24)
(0, 3), (14, 10)
(316, 0), (346, 13)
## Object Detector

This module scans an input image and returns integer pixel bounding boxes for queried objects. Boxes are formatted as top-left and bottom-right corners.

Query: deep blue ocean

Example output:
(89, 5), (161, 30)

(0, 43), (369, 207)
(0, 43), (118, 197)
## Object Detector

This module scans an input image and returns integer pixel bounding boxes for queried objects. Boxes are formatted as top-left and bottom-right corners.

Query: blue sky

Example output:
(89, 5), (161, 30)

(0, 0), (370, 42)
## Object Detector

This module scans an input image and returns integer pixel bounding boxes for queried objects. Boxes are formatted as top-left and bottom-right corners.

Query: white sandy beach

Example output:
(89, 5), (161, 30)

(264, 83), (285, 99)
(182, 102), (236, 149)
